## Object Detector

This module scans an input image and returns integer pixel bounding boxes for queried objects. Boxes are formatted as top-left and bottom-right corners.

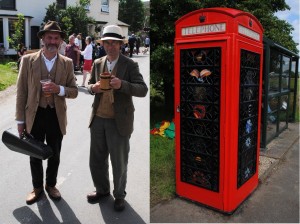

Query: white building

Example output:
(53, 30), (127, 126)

(0, 0), (129, 55)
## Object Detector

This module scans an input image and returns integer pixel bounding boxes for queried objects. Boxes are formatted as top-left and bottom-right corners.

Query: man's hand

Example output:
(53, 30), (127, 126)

(42, 82), (60, 94)
(110, 76), (121, 89)
(91, 81), (102, 93)
(17, 123), (26, 138)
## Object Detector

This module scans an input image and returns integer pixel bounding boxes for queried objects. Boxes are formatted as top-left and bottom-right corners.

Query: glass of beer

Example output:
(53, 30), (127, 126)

(40, 79), (52, 97)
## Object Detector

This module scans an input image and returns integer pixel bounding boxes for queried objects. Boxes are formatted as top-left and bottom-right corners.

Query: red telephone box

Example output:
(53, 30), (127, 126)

(174, 8), (263, 213)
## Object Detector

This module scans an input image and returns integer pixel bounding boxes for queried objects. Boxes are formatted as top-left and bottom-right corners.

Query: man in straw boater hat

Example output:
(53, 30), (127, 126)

(16, 21), (78, 204)
(86, 25), (148, 211)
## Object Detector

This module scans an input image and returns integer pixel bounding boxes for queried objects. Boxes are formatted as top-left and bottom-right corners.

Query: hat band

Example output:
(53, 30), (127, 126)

(102, 33), (123, 39)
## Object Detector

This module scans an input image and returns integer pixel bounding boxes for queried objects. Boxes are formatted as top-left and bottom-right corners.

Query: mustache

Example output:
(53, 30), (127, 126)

(45, 44), (59, 50)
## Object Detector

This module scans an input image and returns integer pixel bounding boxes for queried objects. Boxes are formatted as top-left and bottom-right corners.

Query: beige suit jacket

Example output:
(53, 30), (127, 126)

(87, 54), (148, 136)
(15, 50), (78, 135)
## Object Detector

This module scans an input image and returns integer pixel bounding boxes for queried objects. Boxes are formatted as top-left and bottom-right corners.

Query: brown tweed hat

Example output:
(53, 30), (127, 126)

(37, 21), (66, 39)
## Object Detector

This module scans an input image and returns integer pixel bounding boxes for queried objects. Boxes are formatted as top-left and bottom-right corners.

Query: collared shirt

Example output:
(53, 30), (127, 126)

(106, 56), (119, 73)
(41, 52), (65, 96)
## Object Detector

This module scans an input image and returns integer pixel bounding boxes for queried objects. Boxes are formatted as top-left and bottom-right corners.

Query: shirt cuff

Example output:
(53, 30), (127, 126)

(58, 85), (65, 96)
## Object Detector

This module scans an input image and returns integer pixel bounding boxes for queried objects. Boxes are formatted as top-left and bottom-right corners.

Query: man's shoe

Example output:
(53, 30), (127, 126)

(114, 198), (125, 211)
(45, 185), (61, 200)
(87, 191), (110, 203)
(26, 187), (43, 205)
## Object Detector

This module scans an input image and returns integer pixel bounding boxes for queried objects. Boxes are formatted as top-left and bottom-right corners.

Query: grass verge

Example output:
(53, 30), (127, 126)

(150, 134), (175, 207)
(0, 61), (18, 91)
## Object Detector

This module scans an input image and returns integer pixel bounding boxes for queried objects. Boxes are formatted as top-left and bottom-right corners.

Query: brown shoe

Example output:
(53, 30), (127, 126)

(45, 185), (61, 200)
(26, 187), (43, 205)
(87, 191), (110, 203)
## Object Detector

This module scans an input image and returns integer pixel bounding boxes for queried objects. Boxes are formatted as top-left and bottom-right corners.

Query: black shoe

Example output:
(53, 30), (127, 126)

(114, 198), (125, 211)
(87, 191), (110, 203)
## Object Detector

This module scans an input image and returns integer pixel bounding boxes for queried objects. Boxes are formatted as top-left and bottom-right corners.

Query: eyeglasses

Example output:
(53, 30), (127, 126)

(103, 41), (120, 47)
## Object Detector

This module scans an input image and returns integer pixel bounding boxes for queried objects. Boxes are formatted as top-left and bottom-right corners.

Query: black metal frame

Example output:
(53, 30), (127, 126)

(261, 37), (299, 149)
(179, 47), (221, 192)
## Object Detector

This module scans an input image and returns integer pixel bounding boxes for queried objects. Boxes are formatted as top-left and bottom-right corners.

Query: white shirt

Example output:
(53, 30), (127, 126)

(41, 53), (65, 96)
(81, 44), (93, 60)
(106, 57), (119, 73)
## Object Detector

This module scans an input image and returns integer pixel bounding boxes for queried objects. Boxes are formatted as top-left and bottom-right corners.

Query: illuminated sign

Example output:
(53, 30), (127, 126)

(238, 25), (260, 41)
(182, 23), (226, 36)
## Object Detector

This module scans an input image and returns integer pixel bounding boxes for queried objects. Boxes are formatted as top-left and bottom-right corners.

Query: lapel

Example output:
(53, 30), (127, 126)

(114, 54), (127, 79)
(100, 56), (107, 74)
(31, 50), (43, 93)
(54, 54), (63, 84)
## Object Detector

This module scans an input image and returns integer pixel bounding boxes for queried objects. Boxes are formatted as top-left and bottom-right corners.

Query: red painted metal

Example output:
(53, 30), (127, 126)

(174, 8), (264, 213)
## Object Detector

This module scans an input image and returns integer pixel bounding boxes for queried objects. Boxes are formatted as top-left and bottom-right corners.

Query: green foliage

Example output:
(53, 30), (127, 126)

(43, 3), (94, 39)
(0, 62), (18, 91)
(79, 0), (91, 7)
(119, 0), (145, 33)
(8, 14), (25, 51)
(150, 134), (175, 207)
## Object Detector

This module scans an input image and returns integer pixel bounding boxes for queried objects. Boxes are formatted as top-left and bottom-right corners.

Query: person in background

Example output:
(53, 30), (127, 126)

(128, 34), (136, 58)
(17, 43), (27, 70)
(65, 35), (79, 70)
(94, 40), (107, 59)
(16, 21), (78, 205)
(75, 33), (83, 69)
(58, 40), (67, 55)
(86, 25), (148, 211)
(136, 35), (141, 55)
(76, 36), (93, 87)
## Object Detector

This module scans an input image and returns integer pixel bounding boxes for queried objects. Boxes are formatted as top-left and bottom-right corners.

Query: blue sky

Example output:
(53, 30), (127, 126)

(275, 0), (299, 53)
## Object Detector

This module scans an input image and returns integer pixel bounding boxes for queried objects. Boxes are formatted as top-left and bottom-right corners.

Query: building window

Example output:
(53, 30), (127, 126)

(0, 19), (3, 46)
(0, 0), (16, 10)
(57, 0), (66, 9)
(101, 0), (109, 13)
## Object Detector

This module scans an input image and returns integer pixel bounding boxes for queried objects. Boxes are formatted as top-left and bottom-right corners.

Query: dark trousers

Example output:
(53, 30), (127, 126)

(89, 116), (130, 199)
(30, 107), (63, 188)
(129, 44), (134, 57)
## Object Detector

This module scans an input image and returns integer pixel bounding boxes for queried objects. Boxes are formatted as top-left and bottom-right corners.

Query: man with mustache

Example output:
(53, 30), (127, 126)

(16, 21), (78, 204)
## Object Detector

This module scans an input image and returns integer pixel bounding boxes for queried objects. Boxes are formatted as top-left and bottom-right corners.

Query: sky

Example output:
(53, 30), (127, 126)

(274, 0), (299, 53)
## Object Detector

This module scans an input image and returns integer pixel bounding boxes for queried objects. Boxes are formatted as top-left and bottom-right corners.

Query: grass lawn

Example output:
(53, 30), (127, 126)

(150, 91), (176, 207)
(0, 60), (18, 91)
(150, 134), (175, 207)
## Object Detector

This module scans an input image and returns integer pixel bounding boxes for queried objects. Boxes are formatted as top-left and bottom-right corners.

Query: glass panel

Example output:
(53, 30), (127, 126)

(0, 19), (3, 45)
(237, 49), (260, 188)
(268, 50), (281, 93)
(266, 97), (278, 142)
(101, 0), (109, 13)
(279, 95), (288, 131)
(0, 0), (15, 10)
(180, 47), (221, 192)
(281, 56), (290, 92)
(57, 0), (66, 9)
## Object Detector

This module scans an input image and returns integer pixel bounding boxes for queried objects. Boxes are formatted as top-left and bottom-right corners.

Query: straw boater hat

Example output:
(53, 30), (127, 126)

(98, 25), (125, 43)
(37, 21), (66, 39)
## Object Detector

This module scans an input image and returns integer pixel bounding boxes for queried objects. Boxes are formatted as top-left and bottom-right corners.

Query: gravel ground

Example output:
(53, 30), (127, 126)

(0, 84), (17, 102)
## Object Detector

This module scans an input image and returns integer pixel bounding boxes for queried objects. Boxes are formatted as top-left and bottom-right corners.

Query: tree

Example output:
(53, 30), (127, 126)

(43, 3), (94, 39)
(8, 14), (25, 51)
(119, 0), (145, 33)
(150, 0), (298, 113)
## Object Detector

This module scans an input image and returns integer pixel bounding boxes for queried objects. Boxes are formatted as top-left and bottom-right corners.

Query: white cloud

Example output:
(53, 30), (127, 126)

(275, 0), (299, 52)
